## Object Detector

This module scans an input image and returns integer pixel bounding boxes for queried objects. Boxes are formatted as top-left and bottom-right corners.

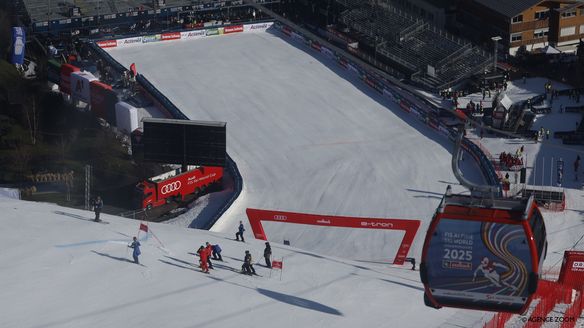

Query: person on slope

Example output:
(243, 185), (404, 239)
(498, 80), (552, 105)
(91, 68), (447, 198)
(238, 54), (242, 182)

(197, 246), (210, 273)
(242, 250), (256, 275)
(264, 242), (272, 268)
(211, 243), (223, 261)
(128, 237), (141, 264)
(93, 196), (103, 222)
(235, 221), (245, 242)
(205, 242), (214, 269)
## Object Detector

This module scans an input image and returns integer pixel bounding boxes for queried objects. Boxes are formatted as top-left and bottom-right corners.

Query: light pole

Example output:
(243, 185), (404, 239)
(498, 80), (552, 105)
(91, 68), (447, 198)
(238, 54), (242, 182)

(491, 36), (502, 72)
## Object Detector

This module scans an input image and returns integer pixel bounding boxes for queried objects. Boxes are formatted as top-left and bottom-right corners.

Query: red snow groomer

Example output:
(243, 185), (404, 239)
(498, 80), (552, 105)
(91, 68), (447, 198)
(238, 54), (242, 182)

(136, 166), (223, 209)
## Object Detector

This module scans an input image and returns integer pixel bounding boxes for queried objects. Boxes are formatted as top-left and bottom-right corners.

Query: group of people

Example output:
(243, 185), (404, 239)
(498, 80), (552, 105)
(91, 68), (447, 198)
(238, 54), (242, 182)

(499, 151), (524, 170)
(197, 242), (223, 273)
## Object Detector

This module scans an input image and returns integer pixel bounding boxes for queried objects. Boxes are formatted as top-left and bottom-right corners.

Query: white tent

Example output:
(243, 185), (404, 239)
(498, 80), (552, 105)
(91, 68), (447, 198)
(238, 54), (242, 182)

(541, 45), (561, 55)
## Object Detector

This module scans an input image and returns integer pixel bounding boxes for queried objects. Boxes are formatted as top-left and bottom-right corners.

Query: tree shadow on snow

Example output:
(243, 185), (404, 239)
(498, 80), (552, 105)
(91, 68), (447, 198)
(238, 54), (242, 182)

(256, 288), (343, 316)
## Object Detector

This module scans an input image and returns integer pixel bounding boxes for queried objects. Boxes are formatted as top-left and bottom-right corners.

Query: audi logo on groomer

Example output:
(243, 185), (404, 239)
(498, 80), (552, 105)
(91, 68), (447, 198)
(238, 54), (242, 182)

(161, 181), (181, 194)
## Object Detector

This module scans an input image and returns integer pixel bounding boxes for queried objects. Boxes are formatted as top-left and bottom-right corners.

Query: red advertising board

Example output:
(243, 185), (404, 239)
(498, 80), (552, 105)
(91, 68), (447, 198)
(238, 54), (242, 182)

(96, 40), (117, 48)
(59, 64), (80, 95)
(161, 32), (181, 41)
(246, 208), (420, 265)
(224, 25), (243, 34)
(559, 250), (584, 289)
(90, 80), (116, 121)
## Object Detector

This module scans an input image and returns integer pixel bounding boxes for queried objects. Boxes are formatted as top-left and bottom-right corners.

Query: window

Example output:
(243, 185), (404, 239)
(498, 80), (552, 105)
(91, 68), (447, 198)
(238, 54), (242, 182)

(534, 10), (548, 20)
(529, 210), (546, 261)
(512, 14), (523, 23)
(560, 26), (576, 36)
(511, 33), (523, 42)
(561, 10), (577, 18)
(534, 28), (549, 38)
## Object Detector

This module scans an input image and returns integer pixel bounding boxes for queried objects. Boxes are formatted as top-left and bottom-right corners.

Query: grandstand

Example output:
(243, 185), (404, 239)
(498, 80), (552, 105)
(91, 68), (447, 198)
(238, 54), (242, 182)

(336, 0), (491, 91)
(16, 0), (277, 34)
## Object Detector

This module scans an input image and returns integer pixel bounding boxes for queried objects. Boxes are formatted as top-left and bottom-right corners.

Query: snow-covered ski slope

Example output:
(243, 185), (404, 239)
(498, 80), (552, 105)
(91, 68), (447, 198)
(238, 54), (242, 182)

(1, 198), (479, 328)
(107, 30), (483, 261)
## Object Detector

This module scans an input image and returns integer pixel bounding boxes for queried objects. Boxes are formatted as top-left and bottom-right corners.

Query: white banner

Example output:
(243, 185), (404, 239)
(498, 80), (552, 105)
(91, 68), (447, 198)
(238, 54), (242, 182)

(115, 102), (139, 134)
(181, 29), (207, 40)
(116, 36), (143, 47)
(70, 71), (97, 103)
(0, 187), (20, 200)
(243, 22), (274, 33)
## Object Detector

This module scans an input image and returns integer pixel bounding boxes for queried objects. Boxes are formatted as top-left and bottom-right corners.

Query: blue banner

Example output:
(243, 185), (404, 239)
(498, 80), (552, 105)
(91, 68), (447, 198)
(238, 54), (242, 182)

(11, 27), (26, 65)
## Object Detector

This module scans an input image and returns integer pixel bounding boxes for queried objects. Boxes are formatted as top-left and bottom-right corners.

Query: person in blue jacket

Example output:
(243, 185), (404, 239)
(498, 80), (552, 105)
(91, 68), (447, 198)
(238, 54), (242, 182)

(235, 221), (245, 242)
(211, 243), (223, 261)
(128, 237), (141, 264)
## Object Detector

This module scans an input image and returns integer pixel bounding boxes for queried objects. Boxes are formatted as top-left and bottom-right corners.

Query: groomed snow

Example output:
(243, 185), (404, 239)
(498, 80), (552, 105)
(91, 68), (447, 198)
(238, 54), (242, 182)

(107, 30), (483, 261)
(0, 198), (476, 328)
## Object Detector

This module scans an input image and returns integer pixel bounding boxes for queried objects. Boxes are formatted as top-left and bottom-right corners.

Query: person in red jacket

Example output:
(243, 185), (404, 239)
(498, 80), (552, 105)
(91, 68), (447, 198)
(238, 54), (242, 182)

(205, 242), (214, 269)
(197, 246), (209, 273)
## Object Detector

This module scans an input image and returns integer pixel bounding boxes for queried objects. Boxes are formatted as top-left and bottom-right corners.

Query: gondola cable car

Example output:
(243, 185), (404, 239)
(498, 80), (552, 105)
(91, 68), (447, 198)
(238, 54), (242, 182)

(420, 130), (547, 314)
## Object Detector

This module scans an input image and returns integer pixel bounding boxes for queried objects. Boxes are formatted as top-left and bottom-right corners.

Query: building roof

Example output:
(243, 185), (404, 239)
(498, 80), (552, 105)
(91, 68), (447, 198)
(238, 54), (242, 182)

(473, 0), (544, 18)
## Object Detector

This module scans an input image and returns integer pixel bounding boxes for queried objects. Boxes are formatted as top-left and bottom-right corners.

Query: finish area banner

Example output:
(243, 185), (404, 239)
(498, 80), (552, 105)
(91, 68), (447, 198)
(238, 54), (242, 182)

(246, 208), (420, 265)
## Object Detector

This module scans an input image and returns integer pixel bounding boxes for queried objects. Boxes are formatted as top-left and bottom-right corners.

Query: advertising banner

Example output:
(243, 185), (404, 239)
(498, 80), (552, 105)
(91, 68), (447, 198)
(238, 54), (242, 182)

(181, 29), (206, 40)
(142, 34), (161, 43)
(206, 28), (219, 36)
(399, 100), (411, 113)
(59, 64), (80, 95)
(90, 81), (117, 122)
(426, 219), (531, 312)
(96, 40), (117, 48)
(243, 22), (273, 33)
(161, 32), (181, 41)
(117, 36), (142, 47)
(11, 27), (26, 65)
(224, 25), (243, 34)
(246, 208), (420, 265)
(320, 46), (335, 59)
(70, 71), (98, 103)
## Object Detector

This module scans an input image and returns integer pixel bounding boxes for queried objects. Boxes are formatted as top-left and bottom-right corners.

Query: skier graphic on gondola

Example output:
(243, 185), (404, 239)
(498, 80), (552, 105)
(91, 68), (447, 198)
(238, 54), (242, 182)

(473, 257), (517, 290)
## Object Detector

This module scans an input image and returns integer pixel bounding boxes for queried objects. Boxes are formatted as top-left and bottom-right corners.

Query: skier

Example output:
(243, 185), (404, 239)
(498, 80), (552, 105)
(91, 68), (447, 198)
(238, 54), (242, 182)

(93, 196), (103, 222)
(211, 243), (223, 261)
(197, 246), (209, 273)
(235, 221), (245, 242)
(128, 237), (141, 264)
(473, 257), (517, 290)
(242, 250), (256, 275)
(264, 242), (272, 268)
(205, 242), (214, 269)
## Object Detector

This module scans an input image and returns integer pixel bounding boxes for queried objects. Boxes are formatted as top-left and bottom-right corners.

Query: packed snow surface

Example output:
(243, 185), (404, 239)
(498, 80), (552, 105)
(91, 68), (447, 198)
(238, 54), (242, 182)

(107, 30), (482, 261)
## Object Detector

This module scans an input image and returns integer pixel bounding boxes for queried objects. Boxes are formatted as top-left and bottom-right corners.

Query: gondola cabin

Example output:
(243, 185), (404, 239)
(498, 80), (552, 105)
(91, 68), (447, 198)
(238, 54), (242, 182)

(420, 191), (547, 313)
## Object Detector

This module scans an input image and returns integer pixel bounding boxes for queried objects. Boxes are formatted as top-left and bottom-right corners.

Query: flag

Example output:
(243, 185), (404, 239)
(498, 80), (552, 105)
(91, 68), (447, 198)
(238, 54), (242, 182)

(139, 223), (148, 232)
(130, 63), (137, 77)
(272, 260), (283, 269)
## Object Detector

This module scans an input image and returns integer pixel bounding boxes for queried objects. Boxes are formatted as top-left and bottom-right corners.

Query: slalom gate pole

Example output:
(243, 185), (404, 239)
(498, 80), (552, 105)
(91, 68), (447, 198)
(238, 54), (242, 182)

(280, 257), (283, 281)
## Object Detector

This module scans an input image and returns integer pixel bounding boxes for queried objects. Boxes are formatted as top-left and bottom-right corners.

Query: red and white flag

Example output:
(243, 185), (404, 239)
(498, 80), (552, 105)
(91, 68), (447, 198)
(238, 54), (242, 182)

(272, 260), (283, 269)
(130, 63), (137, 77)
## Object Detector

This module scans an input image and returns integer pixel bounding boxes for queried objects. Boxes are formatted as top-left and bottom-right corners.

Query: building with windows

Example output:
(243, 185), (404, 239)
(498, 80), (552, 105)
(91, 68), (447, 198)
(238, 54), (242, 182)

(458, 0), (584, 54)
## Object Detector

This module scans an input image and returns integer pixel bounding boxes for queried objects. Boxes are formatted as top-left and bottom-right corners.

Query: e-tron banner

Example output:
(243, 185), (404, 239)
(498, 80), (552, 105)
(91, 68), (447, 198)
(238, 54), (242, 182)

(11, 27), (26, 65)
(246, 208), (420, 265)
